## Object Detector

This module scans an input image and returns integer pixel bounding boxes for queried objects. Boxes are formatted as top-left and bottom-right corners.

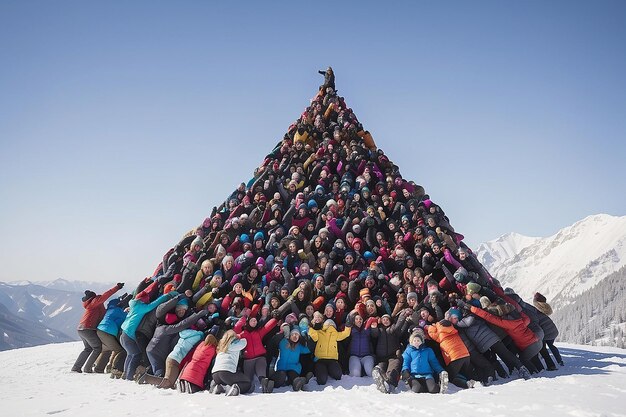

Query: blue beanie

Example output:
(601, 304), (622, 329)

(447, 308), (462, 319)
(177, 298), (189, 308)
(307, 199), (318, 209)
(254, 231), (265, 241)
(240, 234), (250, 244)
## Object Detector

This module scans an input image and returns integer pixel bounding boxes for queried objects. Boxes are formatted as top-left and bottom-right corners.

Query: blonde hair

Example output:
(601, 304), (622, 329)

(217, 330), (237, 353)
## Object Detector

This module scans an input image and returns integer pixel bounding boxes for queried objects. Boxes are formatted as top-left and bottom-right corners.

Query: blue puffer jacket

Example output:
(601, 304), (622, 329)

(212, 338), (247, 373)
(275, 337), (310, 374)
(349, 326), (373, 358)
(121, 294), (171, 339)
(168, 329), (203, 363)
(97, 299), (127, 337)
(401, 344), (444, 379)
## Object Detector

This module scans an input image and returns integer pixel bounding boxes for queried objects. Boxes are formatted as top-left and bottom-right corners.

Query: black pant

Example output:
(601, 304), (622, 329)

(469, 351), (495, 383)
(409, 377), (439, 393)
(489, 340), (523, 372)
(446, 356), (472, 389)
(314, 359), (342, 385)
(271, 370), (300, 388)
(212, 370), (251, 393)
(545, 340), (563, 364)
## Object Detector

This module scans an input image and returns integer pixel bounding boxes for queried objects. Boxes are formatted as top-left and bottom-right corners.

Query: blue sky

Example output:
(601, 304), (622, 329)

(1, 1), (624, 284)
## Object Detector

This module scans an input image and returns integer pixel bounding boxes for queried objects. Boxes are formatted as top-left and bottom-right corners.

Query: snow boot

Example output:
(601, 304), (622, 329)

(439, 371), (449, 394)
(226, 384), (240, 397)
(264, 378), (274, 394)
(518, 366), (531, 380)
(467, 379), (476, 389)
(209, 380), (225, 394)
(372, 366), (390, 394)
(292, 376), (306, 392)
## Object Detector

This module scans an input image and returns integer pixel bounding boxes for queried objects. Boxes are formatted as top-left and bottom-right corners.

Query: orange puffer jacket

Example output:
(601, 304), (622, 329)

(427, 321), (470, 365)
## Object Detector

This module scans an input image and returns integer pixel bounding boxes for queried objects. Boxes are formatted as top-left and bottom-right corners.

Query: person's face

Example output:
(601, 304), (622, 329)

(354, 315), (363, 327)
(459, 251), (467, 260)
(336, 299), (345, 310)
(345, 254), (354, 264)
(408, 297), (417, 307)
(340, 280), (348, 292)
(249, 269), (258, 279)
(255, 240), (263, 249)
(410, 337), (423, 348)
(248, 317), (258, 328)
(305, 305), (314, 317)
(207, 303), (217, 313)
(297, 291), (305, 300)
(381, 316), (391, 327)
(366, 304), (376, 315)
(289, 332), (300, 343)
(288, 242), (297, 253)
(315, 276), (324, 288)
(433, 246), (441, 255)
(414, 248), (422, 257)
(324, 306), (334, 318)
(449, 315), (459, 325)
(201, 263), (212, 275)
(175, 306), (187, 318)
(428, 218), (436, 227)
(271, 298), (279, 308)
(234, 285), (242, 294)
(300, 264), (310, 275)
(225, 259), (233, 269)
(280, 289), (289, 299)
(353, 242), (361, 252)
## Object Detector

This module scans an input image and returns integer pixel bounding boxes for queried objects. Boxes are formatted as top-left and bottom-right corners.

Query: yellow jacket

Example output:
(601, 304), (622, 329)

(308, 322), (351, 360)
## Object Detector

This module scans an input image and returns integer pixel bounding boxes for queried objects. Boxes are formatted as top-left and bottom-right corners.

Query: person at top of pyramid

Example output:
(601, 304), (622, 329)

(318, 66), (335, 91)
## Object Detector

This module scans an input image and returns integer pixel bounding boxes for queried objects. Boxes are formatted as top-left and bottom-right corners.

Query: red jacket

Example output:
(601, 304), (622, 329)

(78, 286), (119, 330)
(470, 306), (538, 350)
(427, 321), (469, 365)
(235, 317), (278, 359)
(179, 342), (216, 387)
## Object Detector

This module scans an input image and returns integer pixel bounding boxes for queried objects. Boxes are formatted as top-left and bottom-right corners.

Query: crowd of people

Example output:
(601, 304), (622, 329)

(71, 68), (564, 396)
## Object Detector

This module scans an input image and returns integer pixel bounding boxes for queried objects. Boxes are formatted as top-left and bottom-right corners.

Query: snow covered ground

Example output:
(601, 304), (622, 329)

(1, 342), (625, 417)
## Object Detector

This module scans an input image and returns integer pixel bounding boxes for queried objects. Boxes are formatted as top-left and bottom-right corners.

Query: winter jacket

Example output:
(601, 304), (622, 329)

(275, 337), (310, 374)
(96, 298), (127, 337)
(179, 341), (217, 388)
(370, 312), (410, 360)
(308, 323), (351, 360)
(349, 326), (373, 358)
(536, 309), (559, 340)
(455, 315), (501, 354)
(147, 311), (206, 374)
(401, 344), (444, 379)
(78, 286), (119, 330)
(121, 293), (171, 339)
(470, 306), (538, 351)
(234, 317), (278, 360)
(427, 321), (469, 365)
(168, 329), (203, 363)
(212, 338), (248, 373)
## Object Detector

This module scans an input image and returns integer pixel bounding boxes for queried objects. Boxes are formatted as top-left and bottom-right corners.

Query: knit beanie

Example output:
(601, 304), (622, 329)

(406, 292), (418, 302)
(466, 282), (482, 295)
(82, 290), (96, 302)
(533, 292), (547, 303)
(479, 296), (492, 309)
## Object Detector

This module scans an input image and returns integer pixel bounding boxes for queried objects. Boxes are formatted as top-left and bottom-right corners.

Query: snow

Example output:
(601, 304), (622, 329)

(35, 295), (53, 306)
(49, 304), (73, 318)
(476, 214), (626, 304)
(1, 342), (625, 417)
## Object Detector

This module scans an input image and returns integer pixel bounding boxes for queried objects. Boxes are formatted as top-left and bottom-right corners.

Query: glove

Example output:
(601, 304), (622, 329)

(201, 310), (210, 318)
(281, 323), (290, 338)
(456, 299), (469, 310)
(401, 370), (411, 382)
(271, 310), (281, 319)
(117, 282), (124, 290)
(209, 312), (220, 320)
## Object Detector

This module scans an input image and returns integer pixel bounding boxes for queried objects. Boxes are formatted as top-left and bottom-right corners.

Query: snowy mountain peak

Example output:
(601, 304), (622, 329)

(477, 214), (626, 307)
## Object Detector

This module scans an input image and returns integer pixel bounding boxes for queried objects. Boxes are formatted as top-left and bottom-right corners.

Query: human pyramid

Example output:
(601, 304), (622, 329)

(72, 68), (564, 396)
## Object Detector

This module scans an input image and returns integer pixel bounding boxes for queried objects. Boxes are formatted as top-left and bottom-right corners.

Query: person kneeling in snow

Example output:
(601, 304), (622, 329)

(401, 328), (447, 394)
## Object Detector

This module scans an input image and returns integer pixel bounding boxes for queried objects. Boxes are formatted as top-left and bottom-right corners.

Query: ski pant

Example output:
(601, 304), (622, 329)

(243, 356), (268, 382)
(545, 339), (563, 364)
(376, 357), (402, 387)
(348, 355), (375, 377)
(314, 359), (342, 385)
(519, 340), (543, 373)
(489, 340), (523, 373)
(72, 329), (102, 373)
(212, 370), (251, 393)
(446, 356), (472, 389)
(94, 330), (126, 373)
(469, 351), (495, 383)
(409, 377), (439, 394)
(271, 370), (299, 388)
(120, 332), (142, 380)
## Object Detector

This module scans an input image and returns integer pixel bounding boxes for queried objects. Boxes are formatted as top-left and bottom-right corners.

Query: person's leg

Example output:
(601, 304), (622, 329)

(81, 329), (103, 373)
(94, 330), (114, 373)
(546, 340), (564, 365)
(255, 356), (268, 379)
(349, 356), (362, 377)
(539, 342), (557, 370)
(213, 371), (251, 393)
(314, 360), (329, 385)
(327, 360), (343, 381)
(447, 357), (470, 389)
(71, 330), (93, 372)
(385, 358), (401, 387)
(470, 351), (495, 384)
(362, 356), (375, 377)
(286, 370), (300, 386)
(243, 359), (256, 383)
(491, 341), (523, 371)
(271, 370), (287, 388)
(120, 332), (141, 381)
(425, 377), (439, 394)
(409, 377), (423, 393)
